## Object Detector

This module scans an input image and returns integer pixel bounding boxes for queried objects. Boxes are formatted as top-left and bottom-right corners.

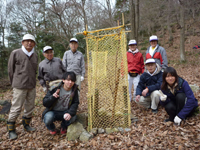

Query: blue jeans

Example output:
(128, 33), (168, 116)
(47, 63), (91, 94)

(43, 110), (76, 131)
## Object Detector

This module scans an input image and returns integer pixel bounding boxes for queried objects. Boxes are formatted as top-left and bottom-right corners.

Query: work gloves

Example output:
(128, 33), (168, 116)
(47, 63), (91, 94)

(81, 76), (84, 82)
(174, 116), (182, 125)
(43, 87), (47, 92)
(158, 90), (167, 101)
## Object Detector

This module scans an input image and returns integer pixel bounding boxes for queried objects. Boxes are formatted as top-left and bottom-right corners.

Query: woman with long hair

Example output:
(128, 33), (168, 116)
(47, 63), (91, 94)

(159, 67), (198, 125)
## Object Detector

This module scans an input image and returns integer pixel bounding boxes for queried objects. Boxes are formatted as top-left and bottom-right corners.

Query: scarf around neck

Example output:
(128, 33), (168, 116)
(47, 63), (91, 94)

(128, 48), (139, 54)
(22, 45), (34, 57)
(147, 67), (158, 76)
(149, 45), (158, 57)
(168, 83), (178, 95)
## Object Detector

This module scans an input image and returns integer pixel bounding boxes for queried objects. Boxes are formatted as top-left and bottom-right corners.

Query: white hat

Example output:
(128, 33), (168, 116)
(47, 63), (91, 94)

(149, 35), (158, 42)
(70, 38), (78, 43)
(43, 46), (53, 53)
(128, 40), (137, 45)
(22, 34), (36, 43)
(145, 58), (156, 64)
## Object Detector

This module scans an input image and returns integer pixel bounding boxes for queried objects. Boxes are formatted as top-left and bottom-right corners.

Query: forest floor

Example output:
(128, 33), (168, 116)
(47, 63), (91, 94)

(1, 29), (200, 149)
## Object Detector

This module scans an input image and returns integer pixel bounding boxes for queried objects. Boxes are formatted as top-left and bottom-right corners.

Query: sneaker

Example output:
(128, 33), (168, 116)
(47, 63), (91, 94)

(152, 109), (158, 113)
(164, 118), (172, 122)
(60, 128), (67, 134)
(50, 130), (57, 135)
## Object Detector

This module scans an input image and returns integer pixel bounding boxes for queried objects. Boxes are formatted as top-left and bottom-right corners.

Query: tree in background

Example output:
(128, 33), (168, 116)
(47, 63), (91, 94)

(1, 0), (200, 78)
(179, 0), (185, 61)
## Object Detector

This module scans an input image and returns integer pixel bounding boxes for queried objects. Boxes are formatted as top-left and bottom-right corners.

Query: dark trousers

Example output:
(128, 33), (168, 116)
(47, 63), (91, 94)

(164, 93), (186, 121)
(43, 110), (76, 131)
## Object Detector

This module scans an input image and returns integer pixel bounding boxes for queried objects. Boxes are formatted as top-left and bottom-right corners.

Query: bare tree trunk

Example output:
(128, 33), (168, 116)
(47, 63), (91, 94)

(167, 0), (173, 46)
(106, 0), (114, 26)
(2, 26), (5, 47)
(81, 0), (88, 31)
(129, 0), (135, 39)
(179, 0), (185, 61)
(135, 0), (139, 42)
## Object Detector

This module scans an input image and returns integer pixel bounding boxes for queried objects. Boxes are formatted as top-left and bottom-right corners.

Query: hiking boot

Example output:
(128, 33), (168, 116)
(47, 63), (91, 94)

(7, 121), (18, 140)
(60, 128), (67, 134)
(152, 109), (158, 113)
(50, 130), (57, 135)
(164, 118), (173, 122)
(22, 116), (36, 132)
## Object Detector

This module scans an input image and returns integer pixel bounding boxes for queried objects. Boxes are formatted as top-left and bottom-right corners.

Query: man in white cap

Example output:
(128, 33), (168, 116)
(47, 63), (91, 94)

(126, 39), (144, 102)
(135, 58), (162, 113)
(7, 34), (38, 139)
(38, 46), (66, 92)
(145, 35), (168, 71)
(62, 38), (85, 90)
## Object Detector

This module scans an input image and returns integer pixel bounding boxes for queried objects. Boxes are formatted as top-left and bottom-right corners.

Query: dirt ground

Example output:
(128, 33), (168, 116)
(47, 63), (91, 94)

(1, 28), (200, 149)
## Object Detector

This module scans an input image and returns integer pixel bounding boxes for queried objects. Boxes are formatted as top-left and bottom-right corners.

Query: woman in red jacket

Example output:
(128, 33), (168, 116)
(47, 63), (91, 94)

(127, 40), (144, 101)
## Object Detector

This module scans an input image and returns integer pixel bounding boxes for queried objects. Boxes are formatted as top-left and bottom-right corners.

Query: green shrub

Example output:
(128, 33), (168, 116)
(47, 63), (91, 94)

(141, 47), (147, 50)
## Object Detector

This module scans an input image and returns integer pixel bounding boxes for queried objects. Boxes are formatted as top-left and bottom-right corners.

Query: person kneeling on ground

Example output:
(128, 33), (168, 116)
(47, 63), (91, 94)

(42, 72), (79, 135)
(135, 58), (162, 113)
(159, 67), (199, 125)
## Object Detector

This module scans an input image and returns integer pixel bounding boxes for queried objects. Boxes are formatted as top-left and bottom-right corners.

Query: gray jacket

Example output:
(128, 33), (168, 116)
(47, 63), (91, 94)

(145, 44), (168, 69)
(38, 57), (66, 87)
(62, 50), (85, 77)
(8, 48), (38, 89)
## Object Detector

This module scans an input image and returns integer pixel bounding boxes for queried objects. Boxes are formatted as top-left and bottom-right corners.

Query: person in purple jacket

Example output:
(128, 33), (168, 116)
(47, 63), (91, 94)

(159, 67), (199, 125)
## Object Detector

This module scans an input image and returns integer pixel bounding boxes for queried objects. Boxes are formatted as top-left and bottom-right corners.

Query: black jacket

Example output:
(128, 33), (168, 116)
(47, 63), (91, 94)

(42, 81), (79, 119)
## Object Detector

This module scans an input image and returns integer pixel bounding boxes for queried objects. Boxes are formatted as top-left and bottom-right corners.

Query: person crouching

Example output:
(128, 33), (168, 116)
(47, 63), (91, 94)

(135, 58), (163, 113)
(42, 72), (79, 134)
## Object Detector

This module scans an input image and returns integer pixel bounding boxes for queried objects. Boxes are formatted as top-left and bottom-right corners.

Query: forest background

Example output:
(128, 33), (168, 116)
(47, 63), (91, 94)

(0, 0), (200, 78)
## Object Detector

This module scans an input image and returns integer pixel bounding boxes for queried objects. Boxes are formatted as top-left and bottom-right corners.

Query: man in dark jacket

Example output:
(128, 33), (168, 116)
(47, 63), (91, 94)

(135, 58), (162, 113)
(38, 46), (66, 92)
(42, 72), (79, 135)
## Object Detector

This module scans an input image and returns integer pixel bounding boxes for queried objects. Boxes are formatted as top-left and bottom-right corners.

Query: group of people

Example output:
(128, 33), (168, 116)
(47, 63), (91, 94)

(7, 34), (85, 139)
(6, 33), (198, 140)
(127, 35), (198, 126)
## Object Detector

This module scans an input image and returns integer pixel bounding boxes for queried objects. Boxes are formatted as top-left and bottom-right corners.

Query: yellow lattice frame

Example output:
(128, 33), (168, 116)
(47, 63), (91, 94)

(83, 25), (131, 131)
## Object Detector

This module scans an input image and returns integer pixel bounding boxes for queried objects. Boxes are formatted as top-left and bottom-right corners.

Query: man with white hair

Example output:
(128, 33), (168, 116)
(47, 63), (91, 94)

(7, 34), (38, 139)
(145, 35), (168, 71)
(62, 38), (85, 90)
(38, 46), (66, 92)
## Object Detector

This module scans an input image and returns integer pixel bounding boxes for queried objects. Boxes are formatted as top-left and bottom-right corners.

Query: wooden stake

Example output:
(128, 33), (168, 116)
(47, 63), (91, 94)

(123, 86), (128, 127)
(122, 13), (124, 26)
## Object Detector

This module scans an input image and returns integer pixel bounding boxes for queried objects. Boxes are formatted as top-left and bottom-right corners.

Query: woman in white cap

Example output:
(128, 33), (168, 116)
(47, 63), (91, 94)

(127, 39), (144, 101)
(145, 35), (168, 71)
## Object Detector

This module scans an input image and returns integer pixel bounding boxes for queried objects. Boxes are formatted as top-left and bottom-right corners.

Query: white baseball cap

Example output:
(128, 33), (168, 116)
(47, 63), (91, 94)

(43, 46), (53, 53)
(70, 38), (78, 43)
(22, 34), (36, 43)
(149, 35), (158, 42)
(128, 40), (137, 45)
(145, 58), (156, 64)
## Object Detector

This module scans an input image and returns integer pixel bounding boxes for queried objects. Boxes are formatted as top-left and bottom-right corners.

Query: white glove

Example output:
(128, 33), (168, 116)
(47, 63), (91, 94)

(63, 113), (67, 119)
(81, 76), (84, 81)
(43, 87), (47, 92)
(174, 116), (182, 125)
(159, 90), (167, 101)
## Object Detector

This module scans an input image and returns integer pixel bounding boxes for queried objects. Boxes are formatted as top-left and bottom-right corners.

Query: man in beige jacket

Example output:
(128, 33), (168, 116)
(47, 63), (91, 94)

(7, 34), (38, 140)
